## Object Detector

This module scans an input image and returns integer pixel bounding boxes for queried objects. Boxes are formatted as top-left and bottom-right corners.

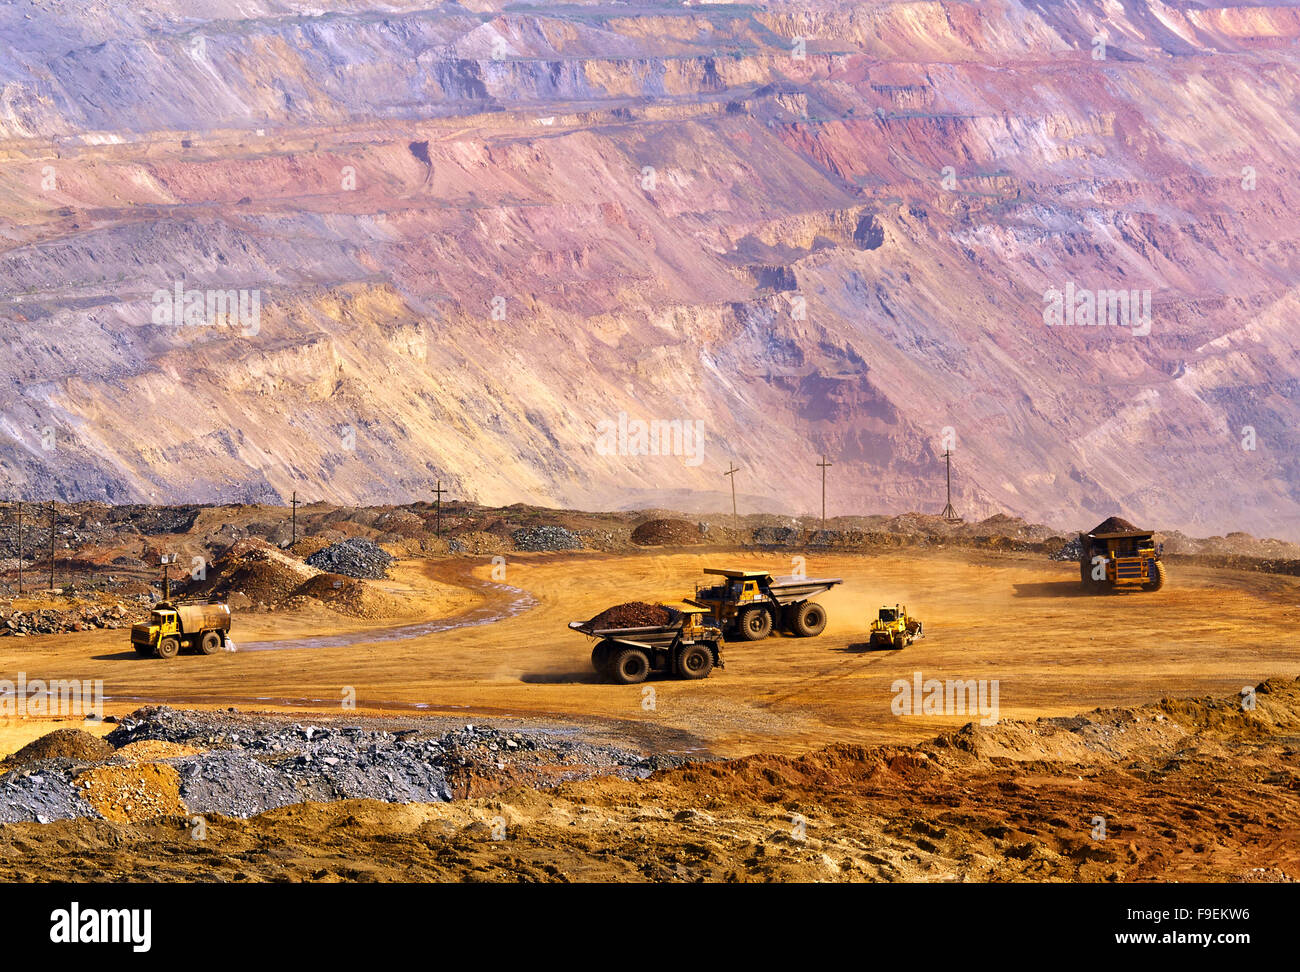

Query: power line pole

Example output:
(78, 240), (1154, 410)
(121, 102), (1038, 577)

(290, 491), (298, 545)
(14, 502), (23, 595)
(48, 500), (56, 591)
(817, 455), (833, 530)
(432, 480), (447, 535)
(941, 449), (960, 522)
(723, 462), (740, 533)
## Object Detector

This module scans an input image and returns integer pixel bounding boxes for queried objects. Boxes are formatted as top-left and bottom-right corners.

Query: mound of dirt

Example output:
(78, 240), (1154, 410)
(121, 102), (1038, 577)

(4, 729), (113, 768)
(198, 538), (322, 607)
(287, 536), (333, 559)
(292, 574), (402, 619)
(448, 531), (509, 555)
(631, 519), (702, 546)
(587, 602), (673, 628)
(111, 740), (203, 761)
(74, 763), (185, 823)
(1088, 515), (1143, 536)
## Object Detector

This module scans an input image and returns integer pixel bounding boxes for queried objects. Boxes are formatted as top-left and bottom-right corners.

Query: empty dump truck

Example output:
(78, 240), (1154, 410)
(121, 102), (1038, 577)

(568, 604), (723, 684)
(688, 568), (842, 641)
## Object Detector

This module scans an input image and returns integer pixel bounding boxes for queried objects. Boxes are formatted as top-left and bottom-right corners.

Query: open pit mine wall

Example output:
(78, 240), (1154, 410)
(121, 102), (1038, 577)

(1, 0), (1299, 539)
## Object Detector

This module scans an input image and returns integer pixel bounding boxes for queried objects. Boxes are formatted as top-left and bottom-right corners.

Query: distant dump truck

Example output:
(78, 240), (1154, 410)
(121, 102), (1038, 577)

(131, 601), (232, 659)
(688, 568), (842, 641)
(569, 604), (723, 684)
(1079, 516), (1166, 593)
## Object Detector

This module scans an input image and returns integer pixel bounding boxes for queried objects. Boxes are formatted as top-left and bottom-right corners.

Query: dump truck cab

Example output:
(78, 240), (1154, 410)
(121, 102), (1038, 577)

(689, 567), (842, 641)
(131, 599), (232, 659)
(1079, 518), (1165, 593)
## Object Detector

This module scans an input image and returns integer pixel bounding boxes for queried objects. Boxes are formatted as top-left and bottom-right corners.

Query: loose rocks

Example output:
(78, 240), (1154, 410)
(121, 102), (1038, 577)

(305, 538), (395, 579)
(511, 526), (583, 551)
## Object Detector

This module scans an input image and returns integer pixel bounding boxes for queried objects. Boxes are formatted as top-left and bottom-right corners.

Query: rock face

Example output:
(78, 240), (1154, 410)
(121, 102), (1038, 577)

(1, 1), (1299, 537)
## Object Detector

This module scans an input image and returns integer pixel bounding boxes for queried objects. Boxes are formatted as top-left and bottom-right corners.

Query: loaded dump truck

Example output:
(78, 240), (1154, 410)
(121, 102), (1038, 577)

(131, 600), (232, 659)
(1079, 516), (1165, 593)
(688, 568), (842, 641)
(569, 604), (723, 684)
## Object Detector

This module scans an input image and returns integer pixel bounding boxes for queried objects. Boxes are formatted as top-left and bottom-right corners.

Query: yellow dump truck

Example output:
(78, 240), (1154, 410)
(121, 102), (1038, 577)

(688, 568), (842, 641)
(130, 600), (232, 659)
(1079, 516), (1165, 593)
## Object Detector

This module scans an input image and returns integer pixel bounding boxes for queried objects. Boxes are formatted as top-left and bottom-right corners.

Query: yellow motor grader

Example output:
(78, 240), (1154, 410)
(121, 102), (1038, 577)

(868, 604), (923, 650)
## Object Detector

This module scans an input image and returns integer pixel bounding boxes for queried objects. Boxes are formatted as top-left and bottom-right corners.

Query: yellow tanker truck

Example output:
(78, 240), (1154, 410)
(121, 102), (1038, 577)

(130, 600), (232, 659)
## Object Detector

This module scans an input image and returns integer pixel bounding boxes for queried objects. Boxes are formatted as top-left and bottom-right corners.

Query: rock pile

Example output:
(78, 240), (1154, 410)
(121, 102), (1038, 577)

(0, 602), (140, 637)
(305, 538), (395, 579)
(511, 526), (583, 551)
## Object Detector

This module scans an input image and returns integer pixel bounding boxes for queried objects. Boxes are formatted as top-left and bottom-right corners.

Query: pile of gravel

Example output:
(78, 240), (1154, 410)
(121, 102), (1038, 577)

(752, 526), (801, 546)
(0, 763), (98, 824)
(304, 538), (395, 579)
(94, 707), (659, 819)
(1050, 536), (1084, 562)
(511, 526), (583, 551)
(1, 707), (696, 824)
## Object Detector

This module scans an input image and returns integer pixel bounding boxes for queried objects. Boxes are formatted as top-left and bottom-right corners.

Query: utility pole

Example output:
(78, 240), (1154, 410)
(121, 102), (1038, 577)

(723, 462), (740, 533)
(290, 491), (298, 546)
(48, 500), (55, 591)
(160, 553), (175, 601)
(816, 455), (833, 531)
(14, 501), (23, 595)
(432, 480), (447, 535)
(941, 449), (961, 522)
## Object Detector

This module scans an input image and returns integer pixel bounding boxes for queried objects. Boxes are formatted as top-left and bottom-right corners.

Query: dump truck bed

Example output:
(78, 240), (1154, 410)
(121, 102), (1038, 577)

(763, 576), (842, 604)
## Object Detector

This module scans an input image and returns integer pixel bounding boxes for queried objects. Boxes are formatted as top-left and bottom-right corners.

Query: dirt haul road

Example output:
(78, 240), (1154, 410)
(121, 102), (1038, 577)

(3, 549), (1299, 758)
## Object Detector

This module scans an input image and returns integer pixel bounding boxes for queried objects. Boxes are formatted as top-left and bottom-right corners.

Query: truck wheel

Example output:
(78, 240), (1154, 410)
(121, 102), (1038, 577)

(155, 636), (180, 660)
(790, 601), (827, 637)
(738, 608), (773, 641)
(591, 640), (617, 678)
(611, 648), (650, 685)
(676, 644), (714, 680)
(1142, 561), (1166, 592)
(199, 631), (223, 655)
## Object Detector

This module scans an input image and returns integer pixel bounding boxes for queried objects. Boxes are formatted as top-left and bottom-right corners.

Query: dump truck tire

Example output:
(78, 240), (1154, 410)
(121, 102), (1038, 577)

(155, 636), (180, 660)
(790, 601), (827, 637)
(1143, 561), (1166, 592)
(199, 630), (223, 655)
(611, 648), (650, 685)
(677, 644), (714, 680)
(591, 640), (617, 678)
(737, 608), (773, 641)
